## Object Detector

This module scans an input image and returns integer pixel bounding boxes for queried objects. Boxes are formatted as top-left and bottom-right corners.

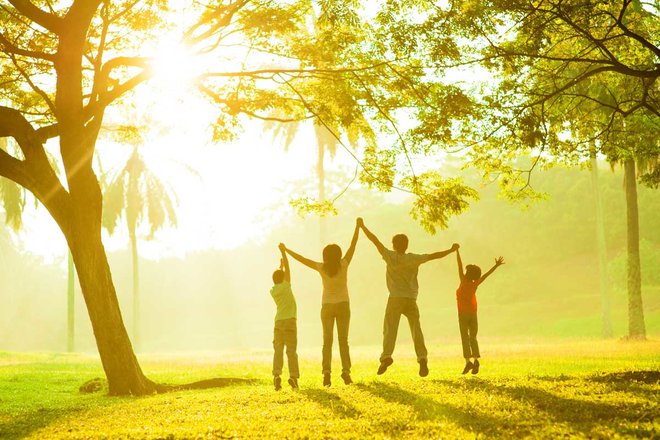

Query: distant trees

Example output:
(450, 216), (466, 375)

(1, 139), (77, 350)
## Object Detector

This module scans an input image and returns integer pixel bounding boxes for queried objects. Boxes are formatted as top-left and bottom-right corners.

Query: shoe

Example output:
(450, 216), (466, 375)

(377, 358), (393, 375)
(288, 378), (299, 389)
(462, 361), (474, 375)
(471, 359), (480, 375)
(419, 359), (429, 377)
(323, 373), (331, 387)
(341, 372), (353, 385)
(274, 376), (282, 391)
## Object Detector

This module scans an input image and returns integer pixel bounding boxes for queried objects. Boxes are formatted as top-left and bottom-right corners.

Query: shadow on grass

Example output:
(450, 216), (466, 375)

(301, 388), (362, 419)
(167, 377), (258, 390)
(0, 402), (121, 440)
(0, 377), (257, 440)
(591, 370), (660, 384)
(434, 376), (654, 438)
(356, 382), (507, 437)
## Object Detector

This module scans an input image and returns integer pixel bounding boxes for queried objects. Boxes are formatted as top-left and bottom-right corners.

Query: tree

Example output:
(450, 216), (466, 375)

(387, 0), (659, 336)
(0, 1), (476, 394)
(103, 142), (178, 351)
(266, 120), (341, 244)
(589, 151), (612, 338)
(603, 119), (657, 339)
(67, 250), (75, 351)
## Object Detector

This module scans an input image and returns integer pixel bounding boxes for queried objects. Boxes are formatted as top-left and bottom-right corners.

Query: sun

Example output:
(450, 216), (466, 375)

(149, 39), (207, 88)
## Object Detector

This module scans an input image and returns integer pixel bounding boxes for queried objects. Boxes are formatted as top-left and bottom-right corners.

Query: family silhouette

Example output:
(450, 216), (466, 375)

(271, 217), (504, 390)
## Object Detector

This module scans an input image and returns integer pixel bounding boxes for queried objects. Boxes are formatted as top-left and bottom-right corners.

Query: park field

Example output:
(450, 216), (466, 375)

(0, 340), (658, 439)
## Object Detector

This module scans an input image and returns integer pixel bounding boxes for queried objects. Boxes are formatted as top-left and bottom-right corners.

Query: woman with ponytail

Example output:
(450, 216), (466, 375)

(281, 218), (361, 387)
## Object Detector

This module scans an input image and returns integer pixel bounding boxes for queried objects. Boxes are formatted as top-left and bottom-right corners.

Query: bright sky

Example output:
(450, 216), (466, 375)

(17, 112), (328, 262)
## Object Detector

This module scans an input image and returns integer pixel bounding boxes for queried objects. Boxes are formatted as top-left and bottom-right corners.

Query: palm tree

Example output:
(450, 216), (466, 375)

(268, 120), (339, 244)
(262, 4), (378, 245)
(102, 145), (178, 351)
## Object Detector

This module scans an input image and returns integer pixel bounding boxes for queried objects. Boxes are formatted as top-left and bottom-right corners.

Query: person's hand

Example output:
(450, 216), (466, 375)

(357, 217), (364, 227)
(451, 243), (460, 251)
(495, 256), (505, 266)
(278, 243), (286, 252)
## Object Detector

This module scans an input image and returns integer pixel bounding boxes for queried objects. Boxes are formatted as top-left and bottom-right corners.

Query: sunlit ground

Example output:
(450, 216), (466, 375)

(1, 340), (658, 439)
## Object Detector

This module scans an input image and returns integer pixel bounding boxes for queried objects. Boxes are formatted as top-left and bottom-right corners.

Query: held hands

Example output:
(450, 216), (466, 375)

(451, 243), (460, 252)
(495, 256), (505, 266)
(356, 217), (364, 228)
(278, 243), (286, 253)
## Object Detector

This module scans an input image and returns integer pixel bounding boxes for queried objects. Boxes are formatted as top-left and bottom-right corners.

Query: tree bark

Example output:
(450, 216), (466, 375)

(623, 157), (646, 339)
(589, 153), (612, 338)
(66, 206), (157, 395)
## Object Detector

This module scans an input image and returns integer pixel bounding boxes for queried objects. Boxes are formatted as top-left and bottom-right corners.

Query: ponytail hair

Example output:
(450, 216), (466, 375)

(322, 244), (343, 277)
(465, 264), (482, 281)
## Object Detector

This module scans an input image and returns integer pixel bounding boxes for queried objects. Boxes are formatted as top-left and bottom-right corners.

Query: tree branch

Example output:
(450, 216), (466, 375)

(184, 0), (249, 46)
(0, 106), (70, 216)
(0, 148), (31, 189)
(7, 0), (63, 33)
(0, 32), (56, 61)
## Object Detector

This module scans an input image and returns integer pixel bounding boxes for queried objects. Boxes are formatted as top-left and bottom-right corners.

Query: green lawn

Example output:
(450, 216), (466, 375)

(1, 340), (658, 439)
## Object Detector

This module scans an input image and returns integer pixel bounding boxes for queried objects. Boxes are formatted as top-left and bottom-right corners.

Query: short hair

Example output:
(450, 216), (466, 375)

(272, 269), (285, 284)
(392, 234), (409, 252)
(465, 264), (482, 281)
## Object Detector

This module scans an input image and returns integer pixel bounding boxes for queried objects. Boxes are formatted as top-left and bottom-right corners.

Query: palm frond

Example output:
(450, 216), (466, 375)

(0, 177), (25, 231)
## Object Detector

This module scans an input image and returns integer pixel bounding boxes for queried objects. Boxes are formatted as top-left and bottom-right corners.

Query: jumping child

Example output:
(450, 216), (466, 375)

(455, 248), (504, 375)
(270, 245), (299, 390)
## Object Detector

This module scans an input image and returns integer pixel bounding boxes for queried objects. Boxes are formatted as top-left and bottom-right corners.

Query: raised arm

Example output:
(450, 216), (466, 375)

(422, 243), (459, 264)
(281, 243), (321, 271)
(278, 244), (291, 283)
(456, 247), (465, 282)
(343, 219), (361, 264)
(479, 256), (505, 284)
(359, 218), (386, 255)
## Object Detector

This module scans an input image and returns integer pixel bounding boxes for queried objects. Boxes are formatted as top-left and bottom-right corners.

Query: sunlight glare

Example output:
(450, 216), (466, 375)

(150, 40), (205, 88)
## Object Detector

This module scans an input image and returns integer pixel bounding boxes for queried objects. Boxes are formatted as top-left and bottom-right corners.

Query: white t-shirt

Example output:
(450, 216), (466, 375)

(316, 259), (350, 304)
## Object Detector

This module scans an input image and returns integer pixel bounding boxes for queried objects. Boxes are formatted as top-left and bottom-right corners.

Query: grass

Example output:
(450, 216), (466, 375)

(0, 340), (658, 439)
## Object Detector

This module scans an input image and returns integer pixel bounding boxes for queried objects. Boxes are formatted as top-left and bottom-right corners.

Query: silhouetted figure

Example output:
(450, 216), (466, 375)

(455, 249), (505, 375)
(281, 219), (360, 387)
(271, 245), (299, 390)
(359, 218), (458, 377)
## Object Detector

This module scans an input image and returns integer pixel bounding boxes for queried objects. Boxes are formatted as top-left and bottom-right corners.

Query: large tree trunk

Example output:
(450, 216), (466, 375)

(66, 206), (156, 395)
(590, 154), (612, 338)
(67, 251), (75, 352)
(130, 231), (141, 351)
(623, 157), (646, 339)
(53, 4), (157, 394)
